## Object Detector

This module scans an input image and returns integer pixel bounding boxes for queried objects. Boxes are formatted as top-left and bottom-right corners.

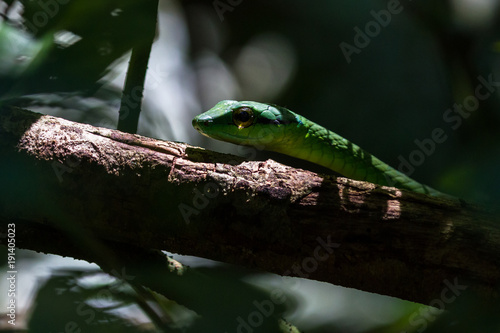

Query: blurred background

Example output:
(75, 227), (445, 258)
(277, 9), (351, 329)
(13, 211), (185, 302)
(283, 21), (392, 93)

(1, 0), (499, 332)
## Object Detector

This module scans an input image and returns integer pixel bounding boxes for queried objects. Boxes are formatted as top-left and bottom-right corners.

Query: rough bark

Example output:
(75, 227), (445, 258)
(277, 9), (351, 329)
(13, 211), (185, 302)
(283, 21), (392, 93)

(0, 107), (499, 305)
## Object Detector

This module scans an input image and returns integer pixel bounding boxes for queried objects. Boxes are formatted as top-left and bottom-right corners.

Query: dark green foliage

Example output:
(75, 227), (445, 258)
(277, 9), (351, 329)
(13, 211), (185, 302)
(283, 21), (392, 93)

(0, 0), (157, 99)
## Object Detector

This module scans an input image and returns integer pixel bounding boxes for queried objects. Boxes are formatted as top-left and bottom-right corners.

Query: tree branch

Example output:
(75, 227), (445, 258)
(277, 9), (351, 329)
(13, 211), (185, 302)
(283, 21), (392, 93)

(1, 107), (499, 305)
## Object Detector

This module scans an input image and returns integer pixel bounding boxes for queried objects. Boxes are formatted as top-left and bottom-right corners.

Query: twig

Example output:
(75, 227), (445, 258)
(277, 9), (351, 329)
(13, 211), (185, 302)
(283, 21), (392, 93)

(117, 0), (159, 133)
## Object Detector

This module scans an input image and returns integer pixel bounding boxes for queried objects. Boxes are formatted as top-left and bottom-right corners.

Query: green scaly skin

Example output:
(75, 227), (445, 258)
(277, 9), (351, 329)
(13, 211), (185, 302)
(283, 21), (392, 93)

(192, 100), (452, 199)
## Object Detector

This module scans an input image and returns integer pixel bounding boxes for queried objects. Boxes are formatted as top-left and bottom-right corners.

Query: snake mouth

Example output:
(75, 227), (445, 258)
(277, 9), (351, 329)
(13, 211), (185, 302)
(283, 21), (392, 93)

(193, 116), (264, 144)
(195, 125), (268, 145)
(192, 121), (204, 133)
(199, 129), (265, 145)
(216, 132), (266, 145)
(192, 114), (213, 131)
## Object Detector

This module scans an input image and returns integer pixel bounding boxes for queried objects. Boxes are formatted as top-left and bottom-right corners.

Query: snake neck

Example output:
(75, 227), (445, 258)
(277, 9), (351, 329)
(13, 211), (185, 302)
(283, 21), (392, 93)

(269, 115), (367, 178)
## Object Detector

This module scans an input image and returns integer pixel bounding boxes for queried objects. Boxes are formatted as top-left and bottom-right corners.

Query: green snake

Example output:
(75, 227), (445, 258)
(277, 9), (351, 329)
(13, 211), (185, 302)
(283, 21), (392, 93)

(192, 100), (451, 199)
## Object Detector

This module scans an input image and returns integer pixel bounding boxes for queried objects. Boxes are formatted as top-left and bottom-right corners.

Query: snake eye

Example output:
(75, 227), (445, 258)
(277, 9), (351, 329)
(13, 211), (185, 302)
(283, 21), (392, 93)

(232, 107), (254, 129)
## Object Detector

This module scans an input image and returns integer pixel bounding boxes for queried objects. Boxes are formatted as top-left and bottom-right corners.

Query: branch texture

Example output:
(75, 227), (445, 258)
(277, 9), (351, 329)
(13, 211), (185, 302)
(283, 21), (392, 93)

(0, 107), (499, 305)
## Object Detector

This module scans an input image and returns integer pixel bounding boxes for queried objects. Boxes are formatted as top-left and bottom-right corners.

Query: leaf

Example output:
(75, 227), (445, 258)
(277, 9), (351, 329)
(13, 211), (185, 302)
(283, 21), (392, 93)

(1, 0), (159, 100)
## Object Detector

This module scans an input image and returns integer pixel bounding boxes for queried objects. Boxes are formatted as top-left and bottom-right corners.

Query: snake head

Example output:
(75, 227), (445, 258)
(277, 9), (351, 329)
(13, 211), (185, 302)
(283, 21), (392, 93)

(192, 100), (297, 148)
